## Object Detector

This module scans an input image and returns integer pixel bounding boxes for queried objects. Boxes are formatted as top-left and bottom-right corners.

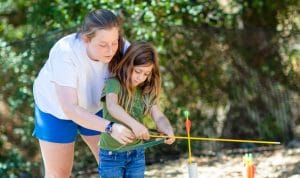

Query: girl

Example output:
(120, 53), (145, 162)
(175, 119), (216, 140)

(99, 41), (175, 178)
(32, 9), (135, 177)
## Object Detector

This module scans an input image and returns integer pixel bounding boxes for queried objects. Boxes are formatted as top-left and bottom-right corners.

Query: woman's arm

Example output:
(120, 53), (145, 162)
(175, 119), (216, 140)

(150, 105), (175, 144)
(106, 93), (150, 140)
(55, 84), (134, 144)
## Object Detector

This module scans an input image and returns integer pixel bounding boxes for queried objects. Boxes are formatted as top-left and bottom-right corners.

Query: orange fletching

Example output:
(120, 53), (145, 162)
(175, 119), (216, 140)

(185, 119), (191, 133)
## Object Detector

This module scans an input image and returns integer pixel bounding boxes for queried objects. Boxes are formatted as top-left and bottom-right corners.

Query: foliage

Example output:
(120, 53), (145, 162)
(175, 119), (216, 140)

(0, 0), (299, 177)
(0, 147), (39, 178)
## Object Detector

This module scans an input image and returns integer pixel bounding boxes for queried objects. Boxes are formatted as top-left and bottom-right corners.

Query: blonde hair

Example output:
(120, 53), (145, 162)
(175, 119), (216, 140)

(111, 41), (161, 114)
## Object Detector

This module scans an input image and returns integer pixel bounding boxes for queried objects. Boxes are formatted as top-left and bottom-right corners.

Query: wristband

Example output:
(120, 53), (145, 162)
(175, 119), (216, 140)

(105, 122), (114, 134)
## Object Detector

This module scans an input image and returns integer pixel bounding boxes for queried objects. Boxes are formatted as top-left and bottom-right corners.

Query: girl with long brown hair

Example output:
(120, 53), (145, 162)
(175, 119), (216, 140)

(99, 41), (175, 178)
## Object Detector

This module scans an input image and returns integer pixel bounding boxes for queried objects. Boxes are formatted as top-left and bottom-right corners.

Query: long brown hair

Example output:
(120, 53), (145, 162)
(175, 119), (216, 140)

(111, 41), (161, 114)
(78, 9), (125, 71)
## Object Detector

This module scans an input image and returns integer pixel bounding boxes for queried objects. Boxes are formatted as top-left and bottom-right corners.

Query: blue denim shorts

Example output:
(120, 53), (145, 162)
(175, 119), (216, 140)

(32, 105), (101, 143)
(99, 148), (145, 178)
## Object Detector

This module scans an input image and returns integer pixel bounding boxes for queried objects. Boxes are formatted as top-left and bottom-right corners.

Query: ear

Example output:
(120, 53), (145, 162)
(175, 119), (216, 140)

(81, 35), (90, 43)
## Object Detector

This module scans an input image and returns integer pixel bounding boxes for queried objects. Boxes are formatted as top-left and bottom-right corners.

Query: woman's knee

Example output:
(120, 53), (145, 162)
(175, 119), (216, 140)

(44, 168), (72, 178)
(39, 140), (74, 178)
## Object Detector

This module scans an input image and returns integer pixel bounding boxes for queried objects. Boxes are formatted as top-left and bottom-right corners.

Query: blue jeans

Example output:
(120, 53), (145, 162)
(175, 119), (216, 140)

(99, 149), (145, 178)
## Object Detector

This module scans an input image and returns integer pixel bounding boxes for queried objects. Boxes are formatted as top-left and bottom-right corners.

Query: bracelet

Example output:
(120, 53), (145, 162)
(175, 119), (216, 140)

(105, 121), (114, 134)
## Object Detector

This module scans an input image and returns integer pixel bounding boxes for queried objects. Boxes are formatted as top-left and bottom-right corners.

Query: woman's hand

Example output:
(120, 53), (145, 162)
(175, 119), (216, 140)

(110, 123), (135, 145)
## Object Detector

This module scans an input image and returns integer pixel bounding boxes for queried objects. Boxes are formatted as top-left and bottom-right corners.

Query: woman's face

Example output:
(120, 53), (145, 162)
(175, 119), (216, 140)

(84, 27), (119, 63)
(131, 64), (153, 87)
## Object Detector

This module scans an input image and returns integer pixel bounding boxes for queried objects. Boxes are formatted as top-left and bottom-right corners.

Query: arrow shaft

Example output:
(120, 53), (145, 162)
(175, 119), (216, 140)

(149, 135), (280, 145)
(187, 130), (192, 163)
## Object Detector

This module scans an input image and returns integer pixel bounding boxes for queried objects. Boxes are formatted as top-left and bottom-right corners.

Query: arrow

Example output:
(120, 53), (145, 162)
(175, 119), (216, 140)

(184, 110), (193, 164)
(149, 134), (280, 144)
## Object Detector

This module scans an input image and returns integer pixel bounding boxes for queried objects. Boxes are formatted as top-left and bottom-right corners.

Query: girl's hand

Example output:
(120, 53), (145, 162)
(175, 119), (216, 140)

(131, 121), (150, 140)
(111, 123), (135, 145)
(150, 105), (175, 145)
(164, 132), (175, 145)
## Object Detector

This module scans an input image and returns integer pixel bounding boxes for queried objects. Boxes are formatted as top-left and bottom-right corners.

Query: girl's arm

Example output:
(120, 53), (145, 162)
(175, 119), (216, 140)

(106, 93), (150, 140)
(150, 105), (175, 145)
(55, 84), (135, 144)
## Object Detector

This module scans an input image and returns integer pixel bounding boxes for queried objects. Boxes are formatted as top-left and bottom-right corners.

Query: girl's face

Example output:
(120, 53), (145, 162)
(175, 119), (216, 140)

(83, 27), (119, 63)
(131, 64), (153, 87)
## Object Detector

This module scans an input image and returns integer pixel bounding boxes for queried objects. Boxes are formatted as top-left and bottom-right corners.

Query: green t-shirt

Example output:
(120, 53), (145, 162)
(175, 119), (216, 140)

(99, 78), (147, 150)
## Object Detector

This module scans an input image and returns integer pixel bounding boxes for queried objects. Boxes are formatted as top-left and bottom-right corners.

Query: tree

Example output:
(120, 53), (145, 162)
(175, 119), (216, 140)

(0, 0), (299, 176)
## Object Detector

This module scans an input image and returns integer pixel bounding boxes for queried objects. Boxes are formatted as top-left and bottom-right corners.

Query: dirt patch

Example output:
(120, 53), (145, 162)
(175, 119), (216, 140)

(73, 147), (300, 178)
(145, 147), (300, 178)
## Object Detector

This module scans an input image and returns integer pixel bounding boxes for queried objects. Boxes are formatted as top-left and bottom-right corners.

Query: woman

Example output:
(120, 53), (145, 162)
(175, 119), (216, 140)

(32, 9), (134, 177)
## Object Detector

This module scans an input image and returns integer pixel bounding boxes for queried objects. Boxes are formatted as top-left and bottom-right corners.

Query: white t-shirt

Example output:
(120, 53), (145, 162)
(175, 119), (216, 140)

(33, 33), (129, 120)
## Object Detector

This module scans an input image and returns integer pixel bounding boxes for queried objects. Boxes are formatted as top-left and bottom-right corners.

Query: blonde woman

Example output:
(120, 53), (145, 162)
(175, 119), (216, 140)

(33, 9), (134, 177)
